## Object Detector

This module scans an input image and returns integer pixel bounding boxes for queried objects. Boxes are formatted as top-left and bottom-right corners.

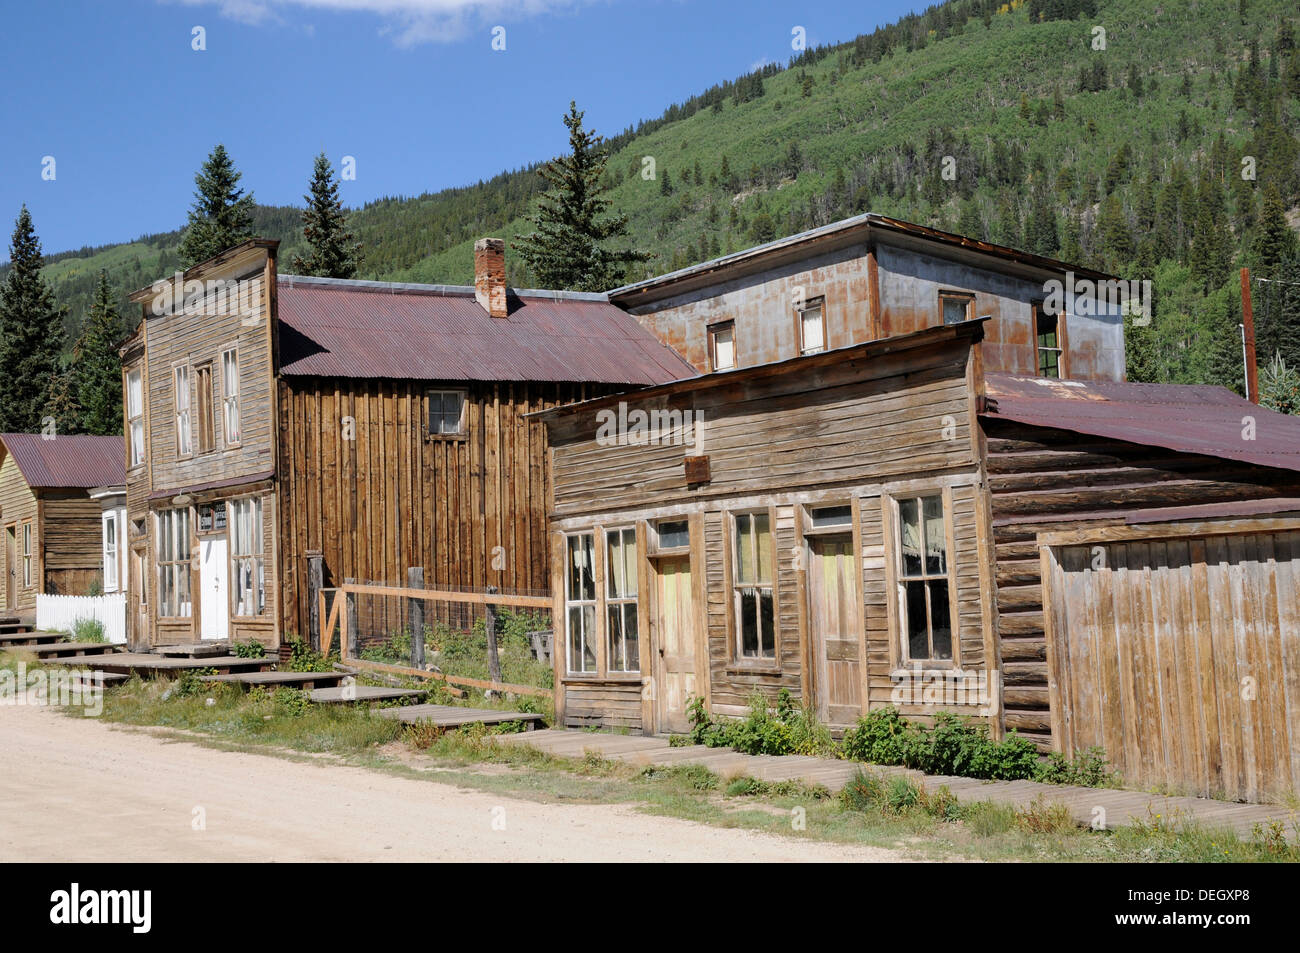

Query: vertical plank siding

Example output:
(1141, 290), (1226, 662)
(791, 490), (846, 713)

(275, 377), (600, 640)
(983, 419), (1300, 746)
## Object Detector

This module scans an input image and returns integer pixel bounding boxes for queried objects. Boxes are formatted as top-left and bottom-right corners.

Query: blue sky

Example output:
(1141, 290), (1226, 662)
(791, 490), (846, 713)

(0, 0), (919, 257)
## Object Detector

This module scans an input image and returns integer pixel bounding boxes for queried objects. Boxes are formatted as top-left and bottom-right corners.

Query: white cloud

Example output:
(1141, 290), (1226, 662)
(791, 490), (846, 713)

(168, 0), (597, 46)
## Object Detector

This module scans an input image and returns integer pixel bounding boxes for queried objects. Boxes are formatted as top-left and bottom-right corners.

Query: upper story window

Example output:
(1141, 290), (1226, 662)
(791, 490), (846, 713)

(126, 369), (145, 467)
(173, 364), (192, 457)
(798, 297), (826, 354)
(195, 364), (215, 454)
(893, 493), (953, 663)
(939, 291), (974, 326)
(732, 511), (775, 660)
(655, 519), (690, 552)
(565, 533), (597, 674)
(222, 348), (242, 445)
(428, 389), (466, 436)
(1036, 305), (1063, 378)
(709, 321), (735, 371)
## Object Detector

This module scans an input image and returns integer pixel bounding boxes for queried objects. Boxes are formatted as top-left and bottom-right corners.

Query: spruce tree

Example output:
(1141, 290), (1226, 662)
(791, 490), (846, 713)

(69, 271), (126, 436)
(1252, 183), (1297, 278)
(514, 102), (650, 292)
(0, 206), (68, 433)
(179, 144), (256, 267)
(292, 153), (363, 278)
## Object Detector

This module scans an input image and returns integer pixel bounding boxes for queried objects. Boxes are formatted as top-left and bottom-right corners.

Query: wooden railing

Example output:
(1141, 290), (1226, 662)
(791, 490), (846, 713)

(317, 582), (553, 699)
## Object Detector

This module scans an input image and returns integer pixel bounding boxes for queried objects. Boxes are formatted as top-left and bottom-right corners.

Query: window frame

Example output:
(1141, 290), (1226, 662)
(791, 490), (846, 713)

(603, 526), (640, 675)
(728, 508), (778, 667)
(126, 368), (145, 468)
(173, 362), (193, 458)
(796, 295), (827, 355)
(1035, 303), (1067, 378)
(21, 520), (33, 589)
(708, 319), (736, 372)
(885, 489), (959, 669)
(103, 511), (119, 593)
(650, 518), (691, 556)
(195, 362), (215, 454)
(427, 388), (467, 439)
(156, 507), (192, 619)
(564, 532), (599, 675)
(938, 290), (975, 326)
(228, 495), (266, 618)
(221, 346), (242, 448)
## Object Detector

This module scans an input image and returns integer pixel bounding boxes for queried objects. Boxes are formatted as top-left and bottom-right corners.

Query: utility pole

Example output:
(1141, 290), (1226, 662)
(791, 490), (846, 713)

(1240, 267), (1259, 403)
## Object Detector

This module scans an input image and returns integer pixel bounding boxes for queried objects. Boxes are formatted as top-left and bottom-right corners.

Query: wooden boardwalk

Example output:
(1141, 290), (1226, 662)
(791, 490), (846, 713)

(307, 685), (426, 704)
(501, 729), (1300, 841)
(375, 704), (545, 730)
(201, 670), (346, 690)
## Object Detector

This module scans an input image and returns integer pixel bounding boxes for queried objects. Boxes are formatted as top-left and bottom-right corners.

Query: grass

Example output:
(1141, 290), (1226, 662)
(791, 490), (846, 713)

(25, 654), (1290, 864)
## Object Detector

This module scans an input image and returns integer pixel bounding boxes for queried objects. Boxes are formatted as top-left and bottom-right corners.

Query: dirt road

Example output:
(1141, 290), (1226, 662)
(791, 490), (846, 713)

(0, 705), (906, 862)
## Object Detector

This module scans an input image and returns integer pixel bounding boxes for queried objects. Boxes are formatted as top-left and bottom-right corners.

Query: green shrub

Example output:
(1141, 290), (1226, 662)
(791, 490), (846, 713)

(725, 775), (767, 797)
(172, 667), (217, 699)
(69, 617), (107, 644)
(284, 637), (332, 673)
(839, 769), (887, 812)
(840, 707), (914, 764)
(1034, 746), (1115, 787)
(687, 689), (832, 757)
(233, 639), (266, 658)
(272, 686), (311, 717)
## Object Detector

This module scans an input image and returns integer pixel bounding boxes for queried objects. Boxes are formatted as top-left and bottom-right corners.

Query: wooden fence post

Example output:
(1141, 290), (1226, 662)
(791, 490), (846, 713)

(344, 577), (358, 659)
(307, 552), (323, 651)
(486, 585), (502, 686)
(407, 567), (425, 668)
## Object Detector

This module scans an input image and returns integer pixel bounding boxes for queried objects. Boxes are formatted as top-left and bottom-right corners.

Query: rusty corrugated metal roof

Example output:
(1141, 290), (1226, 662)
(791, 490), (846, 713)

(982, 374), (1300, 473)
(276, 277), (696, 385)
(0, 434), (125, 489)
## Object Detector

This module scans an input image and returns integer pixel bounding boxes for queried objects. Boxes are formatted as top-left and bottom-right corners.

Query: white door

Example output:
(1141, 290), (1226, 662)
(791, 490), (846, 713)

(199, 538), (229, 640)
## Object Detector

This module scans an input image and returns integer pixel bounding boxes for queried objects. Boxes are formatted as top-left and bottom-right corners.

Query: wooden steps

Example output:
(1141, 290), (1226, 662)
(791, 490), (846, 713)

(29, 641), (124, 660)
(307, 685), (426, 705)
(200, 670), (346, 691)
(40, 653), (275, 677)
(0, 630), (63, 647)
(374, 704), (545, 729)
(155, 642), (234, 658)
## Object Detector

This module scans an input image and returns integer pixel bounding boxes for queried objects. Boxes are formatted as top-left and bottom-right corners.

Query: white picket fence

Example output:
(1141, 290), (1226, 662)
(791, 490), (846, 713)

(36, 593), (127, 644)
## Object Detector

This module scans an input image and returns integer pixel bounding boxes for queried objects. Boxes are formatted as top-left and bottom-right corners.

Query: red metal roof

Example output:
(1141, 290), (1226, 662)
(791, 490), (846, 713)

(276, 278), (696, 385)
(982, 375), (1300, 473)
(0, 434), (125, 489)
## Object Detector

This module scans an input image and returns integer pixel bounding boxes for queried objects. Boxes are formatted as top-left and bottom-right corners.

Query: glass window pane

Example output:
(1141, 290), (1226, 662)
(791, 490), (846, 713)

(905, 579), (929, 659)
(929, 580), (952, 660)
(923, 495), (946, 575)
(758, 588), (774, 658)
(801, 306), (824, 352)
(713, 326), (735, 369)
(899, 498), (922, 576)
(942, 297), (969, 325)
(739, 587), (759, 657)
(811, 505), (852, 528)
(657, 520), (689, 549)
(581, 605), (596, 670)
(735, 514), (754, 584)
(754, 513), (772, 583)
(622, 604), (639, 671)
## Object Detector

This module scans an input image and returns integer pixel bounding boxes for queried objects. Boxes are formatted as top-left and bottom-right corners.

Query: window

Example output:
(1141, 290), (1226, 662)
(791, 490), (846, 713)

(157, 508), (191, 618)
(810, 505), (852, 529)
(605, 528), (639, 673)
(894, 494), (953, 662)
(1036, 306), (1063, 378)
(656, 519), (690, 551)
(195, 364), (215, 453)
(221, 348), (242, 445)
(103, 513), (118, 592)
(565, 534), (597, 673)
(173, 364), (192, 456)
(428, 389), (466, 436)
(733, 512), (775, 660)
(21, 522), (32, 588)
(798, 298), (826, 354)
(229, 497), (265, 617)
(710, 321), (735, 371)
(940, 291), (974, 326)
(126, 369), (145, 467)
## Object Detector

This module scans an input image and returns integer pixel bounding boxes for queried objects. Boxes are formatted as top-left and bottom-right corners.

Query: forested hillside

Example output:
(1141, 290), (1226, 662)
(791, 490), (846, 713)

(11, 0), (1300, 396)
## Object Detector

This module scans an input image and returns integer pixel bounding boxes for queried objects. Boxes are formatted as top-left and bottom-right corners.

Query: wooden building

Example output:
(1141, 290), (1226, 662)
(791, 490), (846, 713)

(0, 433), (126, 615)
(540, 322), (1300, 800)
(120, 238), (692, 649)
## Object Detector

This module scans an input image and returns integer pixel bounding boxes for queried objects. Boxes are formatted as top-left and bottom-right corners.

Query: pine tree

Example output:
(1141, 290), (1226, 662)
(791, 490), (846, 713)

(292, 153), (363, 278)
(1251, 183), (1298, 278)
(69, 271), (126, 436)
(0, 206), (68, 433)
(178, 144), (256, 267)
(514, 102), (651, 292)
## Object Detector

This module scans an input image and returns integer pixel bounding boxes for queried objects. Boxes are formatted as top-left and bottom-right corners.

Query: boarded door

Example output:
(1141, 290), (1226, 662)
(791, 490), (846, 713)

(656, 556), (696, 733)
(808, 535), (862, 725)
(1044, 529), (1300, 802)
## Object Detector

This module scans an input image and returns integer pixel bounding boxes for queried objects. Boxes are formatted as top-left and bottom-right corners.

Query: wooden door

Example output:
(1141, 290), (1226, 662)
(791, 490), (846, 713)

(807, 534), (862, 725)
(4, 525), (15, 609)
(199, 538), (229, 640)
(655, 556), (696, 733)
(131, 546), (147, 646)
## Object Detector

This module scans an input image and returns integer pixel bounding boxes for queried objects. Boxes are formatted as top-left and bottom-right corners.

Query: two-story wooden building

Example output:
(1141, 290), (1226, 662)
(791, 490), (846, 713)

(540, 217), (1300, 803)
(120, 238), (693, 650)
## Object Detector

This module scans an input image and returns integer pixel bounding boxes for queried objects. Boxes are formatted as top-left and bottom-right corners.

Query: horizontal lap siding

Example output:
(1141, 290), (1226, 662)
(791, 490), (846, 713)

(985, 420), (1300, 746)
(0, 454), (39, 612)
(564, 683), (643, 729)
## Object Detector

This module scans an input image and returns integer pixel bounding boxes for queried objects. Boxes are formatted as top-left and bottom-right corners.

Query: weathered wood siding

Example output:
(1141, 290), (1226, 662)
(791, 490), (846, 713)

(0, 452), (39, 612)
(275, 377), (605, 640)
(548, 328), (992, 732)
(983, 419), (1300, 746)
(40, 494), (103, 596)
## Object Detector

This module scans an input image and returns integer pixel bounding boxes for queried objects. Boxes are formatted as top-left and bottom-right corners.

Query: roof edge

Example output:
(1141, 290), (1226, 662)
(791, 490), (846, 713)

(278, 273), (609, 303)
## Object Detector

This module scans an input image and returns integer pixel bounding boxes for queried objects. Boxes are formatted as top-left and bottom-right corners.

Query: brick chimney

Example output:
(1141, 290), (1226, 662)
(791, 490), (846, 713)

(474, 238), (508, 318)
